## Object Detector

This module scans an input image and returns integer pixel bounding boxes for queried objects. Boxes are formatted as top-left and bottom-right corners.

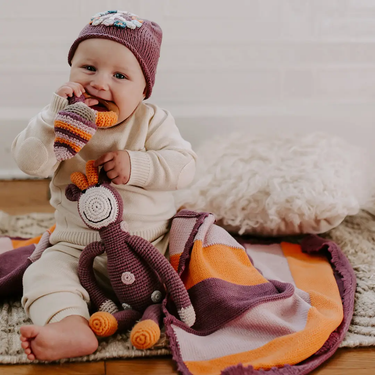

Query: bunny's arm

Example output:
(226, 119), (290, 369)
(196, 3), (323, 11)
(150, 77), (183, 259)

(78, 241), (119, 314)
(126, 235), (196, 327)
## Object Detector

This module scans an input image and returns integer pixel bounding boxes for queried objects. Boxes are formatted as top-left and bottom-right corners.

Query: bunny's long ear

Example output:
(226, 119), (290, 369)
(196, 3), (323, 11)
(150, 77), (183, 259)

(86, 160), (99, 186)
(71, 171), (89, 190)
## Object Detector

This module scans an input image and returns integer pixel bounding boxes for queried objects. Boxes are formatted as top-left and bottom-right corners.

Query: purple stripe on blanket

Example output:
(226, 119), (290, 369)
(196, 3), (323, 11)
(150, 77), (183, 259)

(1, 244), (34, 274)
(167, 279), (294, 334)
(0, 244), (35, 298)
(174, 210), (206, 219)
(301, 235), (355, 354)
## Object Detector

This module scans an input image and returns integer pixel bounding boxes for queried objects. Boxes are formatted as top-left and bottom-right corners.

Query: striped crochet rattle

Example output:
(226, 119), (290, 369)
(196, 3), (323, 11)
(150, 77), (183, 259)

(54, 93), (119, 161)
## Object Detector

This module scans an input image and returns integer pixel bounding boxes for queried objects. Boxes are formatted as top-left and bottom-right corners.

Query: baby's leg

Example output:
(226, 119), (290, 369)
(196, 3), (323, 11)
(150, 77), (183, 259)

(19, 243), (98, 361)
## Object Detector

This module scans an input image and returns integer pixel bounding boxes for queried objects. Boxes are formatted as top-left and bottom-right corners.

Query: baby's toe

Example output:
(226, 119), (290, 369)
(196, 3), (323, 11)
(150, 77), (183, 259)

(21, 341), (30, 350)
(25, 348), (32, 355)
(27, 353), (35, 361)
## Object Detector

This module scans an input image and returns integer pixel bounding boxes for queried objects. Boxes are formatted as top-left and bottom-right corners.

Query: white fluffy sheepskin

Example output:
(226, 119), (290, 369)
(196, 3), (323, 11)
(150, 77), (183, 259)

(175, 132), (373, 236)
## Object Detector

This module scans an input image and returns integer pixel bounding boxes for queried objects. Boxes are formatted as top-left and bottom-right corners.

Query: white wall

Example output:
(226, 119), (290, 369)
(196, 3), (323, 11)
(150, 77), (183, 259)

(1, 0), (375, 178)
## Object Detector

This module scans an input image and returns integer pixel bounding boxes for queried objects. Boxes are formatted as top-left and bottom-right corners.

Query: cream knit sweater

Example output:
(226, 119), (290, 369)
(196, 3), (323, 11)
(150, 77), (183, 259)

(12, 93), (197, 246)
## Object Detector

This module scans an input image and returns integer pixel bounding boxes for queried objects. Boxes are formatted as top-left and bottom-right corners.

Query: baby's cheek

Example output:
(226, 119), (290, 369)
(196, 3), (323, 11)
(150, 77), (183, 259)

(69, 70), (88, 88)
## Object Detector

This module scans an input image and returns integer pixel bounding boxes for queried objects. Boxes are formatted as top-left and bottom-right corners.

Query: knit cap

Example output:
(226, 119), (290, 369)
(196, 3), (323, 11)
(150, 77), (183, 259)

(68, 10), (162, 99)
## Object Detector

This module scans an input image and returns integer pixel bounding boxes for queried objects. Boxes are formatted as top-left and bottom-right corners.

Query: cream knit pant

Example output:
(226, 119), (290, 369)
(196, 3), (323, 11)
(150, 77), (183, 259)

(21, 233), (170, 326)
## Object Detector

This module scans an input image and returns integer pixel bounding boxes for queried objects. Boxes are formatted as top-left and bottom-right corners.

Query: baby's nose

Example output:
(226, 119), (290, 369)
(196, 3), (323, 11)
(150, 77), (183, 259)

(90, 75), (109, 91)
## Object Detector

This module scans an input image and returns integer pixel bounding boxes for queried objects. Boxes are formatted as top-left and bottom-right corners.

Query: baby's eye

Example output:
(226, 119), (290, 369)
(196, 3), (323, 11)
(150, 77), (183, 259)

(114, 73), (126, 80)
(84, 65), (96, 71)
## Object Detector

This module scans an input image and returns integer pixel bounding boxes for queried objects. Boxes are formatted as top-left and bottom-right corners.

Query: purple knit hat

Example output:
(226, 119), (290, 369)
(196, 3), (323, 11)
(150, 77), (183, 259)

(68, 10), (162, 99)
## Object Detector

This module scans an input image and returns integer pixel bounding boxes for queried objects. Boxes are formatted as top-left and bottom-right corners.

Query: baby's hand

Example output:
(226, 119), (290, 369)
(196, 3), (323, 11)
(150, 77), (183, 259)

(94, 151), (131, 185)
(55, 82), (98, 107)
(56, 82), (84, 99)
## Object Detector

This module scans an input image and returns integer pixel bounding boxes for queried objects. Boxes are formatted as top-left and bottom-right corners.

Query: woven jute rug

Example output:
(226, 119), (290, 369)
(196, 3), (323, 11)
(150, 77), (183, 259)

(0, 210), (374, 364)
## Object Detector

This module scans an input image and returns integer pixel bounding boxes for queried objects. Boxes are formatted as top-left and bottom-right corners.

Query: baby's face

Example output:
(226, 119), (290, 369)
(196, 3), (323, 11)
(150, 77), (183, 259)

(69, 38), (146, 124)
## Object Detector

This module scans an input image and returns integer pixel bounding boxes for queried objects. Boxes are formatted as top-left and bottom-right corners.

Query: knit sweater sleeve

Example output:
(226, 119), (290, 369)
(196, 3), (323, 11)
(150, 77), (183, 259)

(126, 105), (197, 191)
(11, 93), (68, 178)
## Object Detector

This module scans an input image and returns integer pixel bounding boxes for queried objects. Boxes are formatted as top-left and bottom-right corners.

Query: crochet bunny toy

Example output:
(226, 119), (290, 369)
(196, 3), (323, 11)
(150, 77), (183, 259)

(65, 161), (196, 350)
(54, 93), (119, 161)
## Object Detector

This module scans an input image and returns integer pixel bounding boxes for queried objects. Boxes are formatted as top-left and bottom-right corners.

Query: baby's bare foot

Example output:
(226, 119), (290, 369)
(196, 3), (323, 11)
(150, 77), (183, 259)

(20, 315), (98, 361)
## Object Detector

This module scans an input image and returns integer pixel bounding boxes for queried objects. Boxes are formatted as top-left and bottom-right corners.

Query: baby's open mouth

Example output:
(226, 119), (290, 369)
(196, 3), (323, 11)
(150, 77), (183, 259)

(90, 102), (109, 112)
(83, 93), (119, 115)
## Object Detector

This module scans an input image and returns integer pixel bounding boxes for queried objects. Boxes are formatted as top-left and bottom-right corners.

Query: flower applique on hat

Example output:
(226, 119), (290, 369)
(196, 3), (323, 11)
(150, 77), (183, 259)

(90, 10), (144, 29)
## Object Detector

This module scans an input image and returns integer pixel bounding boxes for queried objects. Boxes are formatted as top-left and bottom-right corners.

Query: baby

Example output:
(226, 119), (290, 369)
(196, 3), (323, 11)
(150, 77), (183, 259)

(12, 10), (196, 361)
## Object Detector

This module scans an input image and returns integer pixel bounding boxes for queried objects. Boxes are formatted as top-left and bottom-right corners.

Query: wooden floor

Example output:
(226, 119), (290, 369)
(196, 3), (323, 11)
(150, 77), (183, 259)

(0, 179), (374, 374)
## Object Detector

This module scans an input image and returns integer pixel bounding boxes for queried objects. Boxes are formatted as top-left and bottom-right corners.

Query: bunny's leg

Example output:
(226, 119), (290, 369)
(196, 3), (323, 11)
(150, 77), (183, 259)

(130, 304), (163, 350)
(89, 309), (141, 337)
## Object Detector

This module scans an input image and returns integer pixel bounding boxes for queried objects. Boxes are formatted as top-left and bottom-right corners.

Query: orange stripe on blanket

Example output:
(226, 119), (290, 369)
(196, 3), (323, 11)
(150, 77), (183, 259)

(184, 301), (343, 375)
(280, 242), (343, 313)
(11, 225), (56, 249)
(12, 235), (42, 249)
(182, 241), (268, 290)
(170, 254), (181, 272)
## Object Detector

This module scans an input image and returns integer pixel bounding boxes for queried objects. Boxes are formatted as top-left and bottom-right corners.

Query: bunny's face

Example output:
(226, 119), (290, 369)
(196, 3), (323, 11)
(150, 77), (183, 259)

(66, 160), (124, 230)
(78, 185), (120, 229)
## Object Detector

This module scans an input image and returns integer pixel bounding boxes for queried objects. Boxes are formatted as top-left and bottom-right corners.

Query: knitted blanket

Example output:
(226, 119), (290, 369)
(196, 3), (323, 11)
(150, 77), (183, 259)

(0, 210), (360, 372)
(164, 210), (355, 374)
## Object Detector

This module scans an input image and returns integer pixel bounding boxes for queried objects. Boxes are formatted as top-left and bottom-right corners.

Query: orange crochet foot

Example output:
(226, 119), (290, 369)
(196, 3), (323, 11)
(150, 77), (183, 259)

(130, 319), (160, 350)
(89, 311), (118, 337)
